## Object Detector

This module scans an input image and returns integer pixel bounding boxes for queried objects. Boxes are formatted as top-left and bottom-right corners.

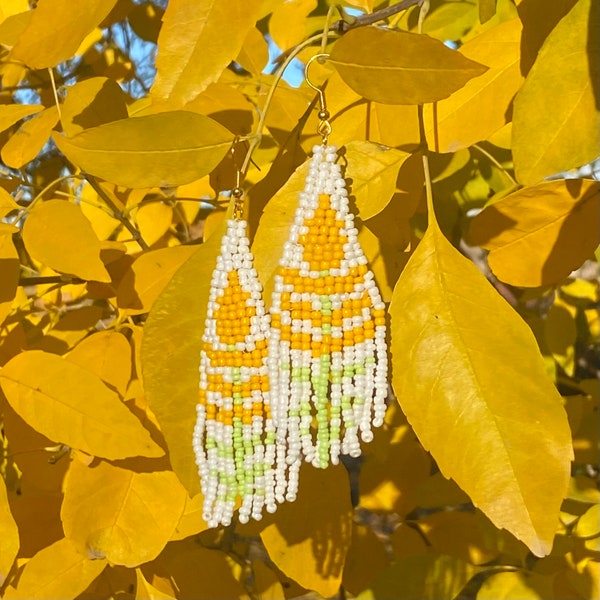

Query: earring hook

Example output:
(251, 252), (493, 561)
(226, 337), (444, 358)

(304, 53), (332, 144)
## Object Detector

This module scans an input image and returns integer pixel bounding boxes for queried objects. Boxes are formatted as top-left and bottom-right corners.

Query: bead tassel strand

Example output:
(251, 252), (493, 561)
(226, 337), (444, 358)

(193, 218), (278, 527)
(268, 144), (388, 475)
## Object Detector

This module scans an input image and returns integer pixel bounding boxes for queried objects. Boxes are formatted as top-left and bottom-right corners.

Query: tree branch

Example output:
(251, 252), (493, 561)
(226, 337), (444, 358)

(335, 0), (424, 32)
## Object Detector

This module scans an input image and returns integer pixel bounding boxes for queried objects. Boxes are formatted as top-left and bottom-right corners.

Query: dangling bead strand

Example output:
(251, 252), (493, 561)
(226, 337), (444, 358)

(194, 212), (279, 527)
(268, 144), (388, 470)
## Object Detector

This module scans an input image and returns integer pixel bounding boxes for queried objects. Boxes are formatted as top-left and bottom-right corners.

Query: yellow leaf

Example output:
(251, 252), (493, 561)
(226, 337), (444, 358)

(1, 106), (58, 168)
(0, 10), (31, 47)
(417, 1), (478, 42)
(79, 184), (121, 240)
(252, 561), (285, 600)
(128, 2), (163, 43)
(61, 77), (129, 137)
(269, 0), (316, 51)
(390, 523), (428, 559)
(419, 511), (499, 565)
(356, 554), (478, 600)
(359, 424), (431, 515)
(574, 504), (600, 539)
(10, 537), (106, 600)
(468, 179), (600, 287)
(342, 523), (390, 596)
(142, 230), (223, 494)
(141, 537), (248, 599)
(236, 27), (269, 77)
(477, 571), (554, 599)
(344, 141), (414, 220)
(328, 27), (488, 105)
(0, 0), (28, 21)
(135, 569), (176, 600)
(424, 18), (524, 153)
(546, 299), (577, 376)
(136, 202), (174, 246)
(0, 477), (19, 586)
(389, 190), (573, 557)
(117, 245), (199, 314)
(22, 199), (110, 282)
(416, 472), (471, 509)
(169, 493), (208, 541)
(10, 0), (117, 68)
(66, 331), (132, 396)
(479, 0), (497, 23)
(512, 0), (600, 184)
(152, 0), (263, 107)
(0, 350), (163, 460)
(62, 458), (187, 567)
(0, 226), (19, 328)
(0, 103), (41, 133)
(0, 188), (19, 219)
(260, 465), (353, 598)
(53, 111), (234, 189)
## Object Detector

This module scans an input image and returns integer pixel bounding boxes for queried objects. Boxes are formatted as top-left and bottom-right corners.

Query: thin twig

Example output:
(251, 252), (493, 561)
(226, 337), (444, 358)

(18, 276), (85, 286)
(335, 0), (423, 32)
(86, 175), (150, 251)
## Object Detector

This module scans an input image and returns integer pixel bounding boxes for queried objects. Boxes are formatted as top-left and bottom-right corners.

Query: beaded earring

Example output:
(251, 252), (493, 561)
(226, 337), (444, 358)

(268, 55), (388, 493)
(193, 179), (279, 528)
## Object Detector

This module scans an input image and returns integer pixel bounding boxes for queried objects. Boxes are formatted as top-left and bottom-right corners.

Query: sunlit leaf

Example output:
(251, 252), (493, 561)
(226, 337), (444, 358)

(236, 26), (269, 77)
(1, 106), (58, 168)
(424, 18), (523, 153)
(357, 554), (478, 600)
(142, 231), (223, 494)
(477, 570), (554, 599)
(468, 179), (600, 287)
(269, 0), (316, 51)
(0, 225), (19, 328)
(328, 27), (488, 105)
(512, 0), (600, 183)
(61, 77), (129, 137)
(136, 202), (173, 247)
(66, 331), (132, 396)
(61, 458), (187, 567)
(135, 569), (176, 600)
(10, 537), (106, 600)
(0, 350), (163, 460)
(0, 103), (42, 133)
(574, 504), (600, 539)
(117, 245), (199, 315)
(389, 192), (573, 557)
(169, 493), (208, 541)
(260, 465), (353, 598)
(545, 299), (577, 376)
(344, 141), (413, 220)
(53, 111), (234, 189)
(10, 0), (118, 68)
(22, 199), (111, 282)
(152, 0), (262, 107)
(0, 477), (19, 586)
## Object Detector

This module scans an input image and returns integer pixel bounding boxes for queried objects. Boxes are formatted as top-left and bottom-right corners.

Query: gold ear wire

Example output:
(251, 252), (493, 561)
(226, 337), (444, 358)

(304, 53), (332, 143)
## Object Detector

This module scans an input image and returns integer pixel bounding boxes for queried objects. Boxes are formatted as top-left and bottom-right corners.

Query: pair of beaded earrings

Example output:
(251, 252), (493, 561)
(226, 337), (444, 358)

(193, 56), (388, 528)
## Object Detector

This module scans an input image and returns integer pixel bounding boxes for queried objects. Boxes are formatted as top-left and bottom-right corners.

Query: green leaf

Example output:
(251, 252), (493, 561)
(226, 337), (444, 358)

(141, 231), (223, 494)
(151, 0), (263, 107)
(328, 27), (488, 105)
(344, 141), (414, 220)
(357, 554), (478, 600)
(0, 103), (42, 133)
(468, 179), (600, 287)
(53, 111), (234, 189)
(10, 0), (118, 69)
(9, 537), (106, 600)
(512, 0), (600, 184)
(22, 199), (111, 282)
(0, 350), (164, 461)
(61, 77), (129, 137)
(389, 189), (573, 557)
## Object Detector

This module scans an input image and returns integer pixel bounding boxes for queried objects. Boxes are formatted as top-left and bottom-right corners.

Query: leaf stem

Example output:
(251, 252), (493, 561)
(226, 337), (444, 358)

(472, 143), (518, 187)
(86, 175), (150, 251)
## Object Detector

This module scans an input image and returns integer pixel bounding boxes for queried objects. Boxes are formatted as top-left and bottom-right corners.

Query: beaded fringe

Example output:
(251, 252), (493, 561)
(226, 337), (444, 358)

(268, 144), (388, 499)
(193, 219), (278, 527)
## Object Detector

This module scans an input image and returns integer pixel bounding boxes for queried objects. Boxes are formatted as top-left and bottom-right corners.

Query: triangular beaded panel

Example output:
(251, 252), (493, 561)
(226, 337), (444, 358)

(269, 145), (388, 479)
(193, 219), (277, 527)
